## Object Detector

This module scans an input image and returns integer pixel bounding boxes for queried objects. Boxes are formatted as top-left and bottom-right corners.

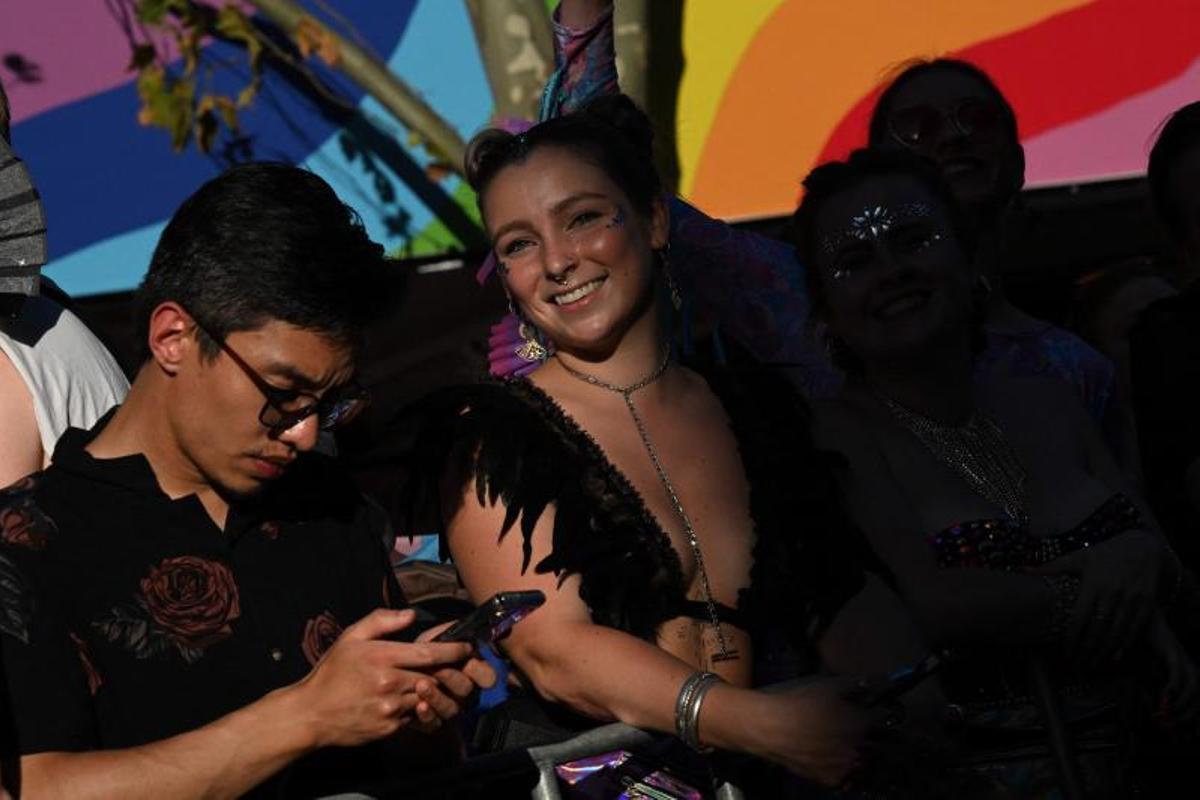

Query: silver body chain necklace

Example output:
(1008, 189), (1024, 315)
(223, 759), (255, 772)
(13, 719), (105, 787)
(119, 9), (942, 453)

(556, 351), (739, 663)
(880, 394), (1030, 525)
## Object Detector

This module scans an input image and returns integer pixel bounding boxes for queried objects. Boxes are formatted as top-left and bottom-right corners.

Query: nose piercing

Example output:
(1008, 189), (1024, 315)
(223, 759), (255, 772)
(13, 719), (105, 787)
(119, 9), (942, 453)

(551, 273), (568, 285)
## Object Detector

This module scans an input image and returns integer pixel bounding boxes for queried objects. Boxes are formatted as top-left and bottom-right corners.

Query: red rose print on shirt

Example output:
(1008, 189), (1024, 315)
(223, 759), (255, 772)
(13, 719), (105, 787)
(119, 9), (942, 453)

(301, 611), (343, 666)
(140, 556), (242, 650)
(95, 556), (242, 664)
(0, 496), (56, 550)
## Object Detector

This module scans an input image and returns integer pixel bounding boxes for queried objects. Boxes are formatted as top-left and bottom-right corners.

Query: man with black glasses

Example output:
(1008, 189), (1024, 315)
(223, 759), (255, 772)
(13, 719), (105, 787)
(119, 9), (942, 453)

(0, 163), (494, 797)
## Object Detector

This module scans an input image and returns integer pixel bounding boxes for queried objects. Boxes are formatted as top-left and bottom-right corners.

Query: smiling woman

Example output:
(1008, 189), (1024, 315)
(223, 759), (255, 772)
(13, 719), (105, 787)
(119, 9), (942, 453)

(390, 95), (945, 791)
(796, 148), (1200, 796)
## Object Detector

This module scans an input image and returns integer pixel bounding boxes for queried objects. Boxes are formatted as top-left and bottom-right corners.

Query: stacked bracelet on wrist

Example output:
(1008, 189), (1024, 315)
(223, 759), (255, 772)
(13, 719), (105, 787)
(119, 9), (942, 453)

(675, 671), (722, 752)
(1042, 574), (1081, 643)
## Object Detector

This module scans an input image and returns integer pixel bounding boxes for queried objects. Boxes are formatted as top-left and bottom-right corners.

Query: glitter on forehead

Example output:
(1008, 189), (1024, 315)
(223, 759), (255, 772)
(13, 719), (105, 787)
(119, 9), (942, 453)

(820, 202), (935, 256)
(849, 205), (895, 241)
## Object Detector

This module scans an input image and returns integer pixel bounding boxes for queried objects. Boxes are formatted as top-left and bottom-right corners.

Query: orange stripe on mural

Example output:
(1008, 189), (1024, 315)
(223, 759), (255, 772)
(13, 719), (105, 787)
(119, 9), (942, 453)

(684, 0), (1088, 219)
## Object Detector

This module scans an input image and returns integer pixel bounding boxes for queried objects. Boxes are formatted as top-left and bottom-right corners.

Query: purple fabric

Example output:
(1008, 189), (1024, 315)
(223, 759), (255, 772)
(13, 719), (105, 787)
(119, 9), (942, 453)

(978, 323), (1115, 424)
(546, 5), (619, 118)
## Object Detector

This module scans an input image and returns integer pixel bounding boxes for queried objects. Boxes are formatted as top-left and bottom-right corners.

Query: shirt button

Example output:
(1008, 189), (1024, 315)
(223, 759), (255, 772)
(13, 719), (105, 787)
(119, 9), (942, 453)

(270, 648), (283, 662)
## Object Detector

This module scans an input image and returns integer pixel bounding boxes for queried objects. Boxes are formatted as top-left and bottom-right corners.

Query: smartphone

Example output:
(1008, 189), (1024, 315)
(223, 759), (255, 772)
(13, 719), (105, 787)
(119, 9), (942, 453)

(431, 590), (546, 644)
(862, 650), (945, 707)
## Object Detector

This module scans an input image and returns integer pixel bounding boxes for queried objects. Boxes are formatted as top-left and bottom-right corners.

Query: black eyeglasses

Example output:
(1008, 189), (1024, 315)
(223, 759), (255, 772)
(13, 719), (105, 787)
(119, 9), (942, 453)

(188, 314), (368, 434)
(887, 97), (1005, 150)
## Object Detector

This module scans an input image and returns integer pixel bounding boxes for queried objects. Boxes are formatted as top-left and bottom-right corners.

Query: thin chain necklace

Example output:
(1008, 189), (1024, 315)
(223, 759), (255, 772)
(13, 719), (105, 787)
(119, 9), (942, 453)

(556, 349), (739, 663)
(878, 392), (1029, 525)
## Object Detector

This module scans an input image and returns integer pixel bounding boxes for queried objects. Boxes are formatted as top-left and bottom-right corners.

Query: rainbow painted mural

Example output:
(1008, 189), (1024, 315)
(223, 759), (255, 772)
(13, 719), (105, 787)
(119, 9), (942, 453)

(3, 0), (1198, 297)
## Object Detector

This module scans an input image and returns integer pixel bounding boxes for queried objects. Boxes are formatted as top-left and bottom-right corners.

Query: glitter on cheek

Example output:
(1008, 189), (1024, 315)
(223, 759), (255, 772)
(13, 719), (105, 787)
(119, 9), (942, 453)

(605, 207), (626, 229)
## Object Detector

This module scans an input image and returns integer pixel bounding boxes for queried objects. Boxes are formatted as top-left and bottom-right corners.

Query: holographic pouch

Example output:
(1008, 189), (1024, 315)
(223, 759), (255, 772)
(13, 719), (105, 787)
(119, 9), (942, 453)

(555, 749), (706, 799)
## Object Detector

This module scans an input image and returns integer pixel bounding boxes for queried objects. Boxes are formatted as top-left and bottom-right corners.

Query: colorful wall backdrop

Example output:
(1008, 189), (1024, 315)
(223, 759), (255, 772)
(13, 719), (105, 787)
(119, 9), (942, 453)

(4, 0), (1198, 296)
(680, 0), (1200, 219)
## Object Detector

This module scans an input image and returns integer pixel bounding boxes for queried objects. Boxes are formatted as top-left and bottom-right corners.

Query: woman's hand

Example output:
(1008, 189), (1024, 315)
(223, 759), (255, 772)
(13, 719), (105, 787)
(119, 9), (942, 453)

(740, 677), (888, 787)
(1148, 613), (1200, 728)
(1034, 530), (1163, 661)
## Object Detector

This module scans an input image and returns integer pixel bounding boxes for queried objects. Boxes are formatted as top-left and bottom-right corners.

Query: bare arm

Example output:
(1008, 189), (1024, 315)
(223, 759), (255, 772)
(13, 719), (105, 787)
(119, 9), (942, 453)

(446, 482), (881, 784)
(21, 685), (317, 800)
(16, 610), (487, 800)
(0, 349), (43, 485)
(1054, 380), (1200, 637)
(449, 484), (717, 730)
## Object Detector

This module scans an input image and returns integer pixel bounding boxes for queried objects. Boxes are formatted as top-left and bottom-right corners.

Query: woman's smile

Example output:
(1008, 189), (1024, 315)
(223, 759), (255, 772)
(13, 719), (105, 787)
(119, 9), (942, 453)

(551, 276), (607, 308)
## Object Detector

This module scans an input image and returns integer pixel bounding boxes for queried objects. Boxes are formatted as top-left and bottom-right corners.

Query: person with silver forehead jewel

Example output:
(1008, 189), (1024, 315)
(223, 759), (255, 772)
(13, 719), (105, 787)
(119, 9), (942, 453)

(0, 82), (128, 487)
(796, 147), (1200, 796)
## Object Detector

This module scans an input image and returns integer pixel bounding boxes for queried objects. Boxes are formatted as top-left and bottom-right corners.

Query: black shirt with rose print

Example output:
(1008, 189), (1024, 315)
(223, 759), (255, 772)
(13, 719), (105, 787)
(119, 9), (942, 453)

(0, 414), (414, 796)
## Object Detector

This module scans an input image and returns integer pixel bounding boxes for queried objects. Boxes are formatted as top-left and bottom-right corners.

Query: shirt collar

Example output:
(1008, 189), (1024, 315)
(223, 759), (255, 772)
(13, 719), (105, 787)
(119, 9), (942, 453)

(52, 407), (165, 495)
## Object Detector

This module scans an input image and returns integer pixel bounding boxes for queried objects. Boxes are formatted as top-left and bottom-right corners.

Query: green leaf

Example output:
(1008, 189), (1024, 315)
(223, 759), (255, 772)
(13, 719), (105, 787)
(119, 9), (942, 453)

(216, 4), (263, 68)
(135, 0), (186, 25)
(236, 77), (260, 108)
(214, 96), (240, 131)
(135, 66), (196, 151)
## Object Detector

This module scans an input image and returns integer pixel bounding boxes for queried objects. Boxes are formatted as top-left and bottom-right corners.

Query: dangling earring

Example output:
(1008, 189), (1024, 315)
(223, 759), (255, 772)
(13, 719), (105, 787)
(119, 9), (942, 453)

(657, 245), (683, 311)
(508, 298), (549, 364)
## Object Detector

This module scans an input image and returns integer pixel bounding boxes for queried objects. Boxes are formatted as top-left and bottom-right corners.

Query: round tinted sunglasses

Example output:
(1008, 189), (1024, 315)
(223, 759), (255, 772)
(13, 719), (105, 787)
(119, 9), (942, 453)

(887, 98), (1006, 150)
(189, 314), (369, 434)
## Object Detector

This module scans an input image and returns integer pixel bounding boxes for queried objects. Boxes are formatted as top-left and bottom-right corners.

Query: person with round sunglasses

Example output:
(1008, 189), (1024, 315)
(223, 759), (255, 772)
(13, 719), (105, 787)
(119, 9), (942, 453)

(868, 59), (1124, 467)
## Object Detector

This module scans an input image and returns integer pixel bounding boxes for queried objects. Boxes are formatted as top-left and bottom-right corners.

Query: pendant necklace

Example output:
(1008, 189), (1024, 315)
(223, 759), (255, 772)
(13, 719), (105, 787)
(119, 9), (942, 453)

(556, 349), (739, 663)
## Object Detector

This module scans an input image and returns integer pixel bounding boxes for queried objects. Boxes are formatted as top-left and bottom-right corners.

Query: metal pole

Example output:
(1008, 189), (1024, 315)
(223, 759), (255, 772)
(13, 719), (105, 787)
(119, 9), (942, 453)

(1027, 655), (1085, 800)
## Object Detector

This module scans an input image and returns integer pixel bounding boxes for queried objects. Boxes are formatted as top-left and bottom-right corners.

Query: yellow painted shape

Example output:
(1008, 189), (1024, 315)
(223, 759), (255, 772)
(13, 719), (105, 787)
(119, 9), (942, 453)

(678, 0), (1093, 216)
(675, 0), (785, 198)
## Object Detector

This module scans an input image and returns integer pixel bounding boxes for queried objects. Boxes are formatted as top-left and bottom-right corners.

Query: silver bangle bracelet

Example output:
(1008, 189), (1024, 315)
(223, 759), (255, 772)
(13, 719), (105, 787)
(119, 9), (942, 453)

(674, 671), (722, 752)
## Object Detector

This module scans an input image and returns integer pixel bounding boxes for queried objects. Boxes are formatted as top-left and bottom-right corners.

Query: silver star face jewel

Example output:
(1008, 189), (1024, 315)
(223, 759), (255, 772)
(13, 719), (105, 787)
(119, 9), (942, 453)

(820, 202), (941, 280)
(850, 205), (896, 241)
(820, 202), (937, 265)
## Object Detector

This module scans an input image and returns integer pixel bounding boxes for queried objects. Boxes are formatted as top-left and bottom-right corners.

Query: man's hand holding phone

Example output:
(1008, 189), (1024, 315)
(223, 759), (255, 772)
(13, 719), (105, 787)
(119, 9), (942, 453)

(291, 608), (497, 747)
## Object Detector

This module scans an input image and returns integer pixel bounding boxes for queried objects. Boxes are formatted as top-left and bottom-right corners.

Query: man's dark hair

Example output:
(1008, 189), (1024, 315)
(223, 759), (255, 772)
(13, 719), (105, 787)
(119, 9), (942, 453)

(464, 94), (661, 221)
(1147, 100), (1200, 246)
(135, 162), (388, 362)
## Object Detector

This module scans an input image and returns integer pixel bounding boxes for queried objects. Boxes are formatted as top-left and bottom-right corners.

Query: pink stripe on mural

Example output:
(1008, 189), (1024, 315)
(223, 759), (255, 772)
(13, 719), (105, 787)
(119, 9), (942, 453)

(0, 3), (182, 124)
(1018, 56), (1200, 185)
(1, 4), (141, 123)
